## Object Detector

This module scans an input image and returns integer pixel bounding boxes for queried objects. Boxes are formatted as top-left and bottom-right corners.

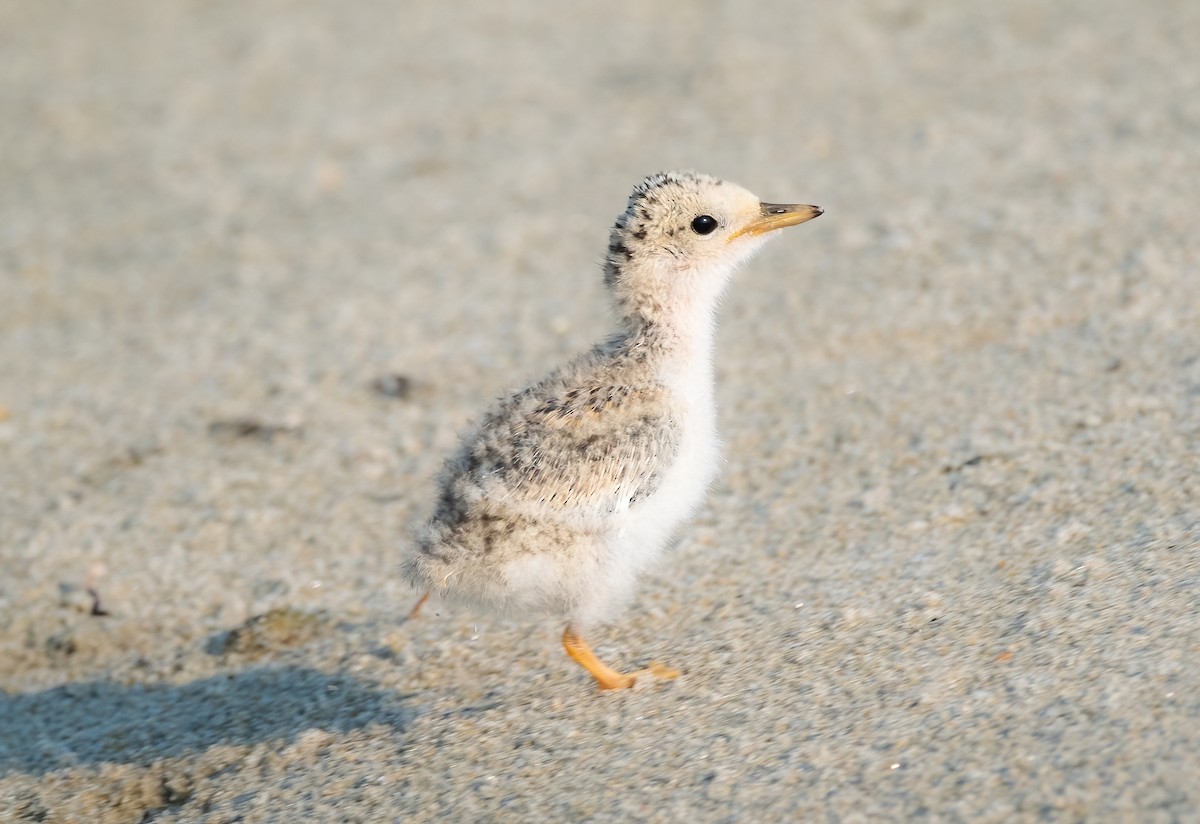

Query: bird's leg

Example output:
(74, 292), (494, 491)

(406, 590), (431, 621)
(562, 625), (636, 690)
(562, 625), (680, 690)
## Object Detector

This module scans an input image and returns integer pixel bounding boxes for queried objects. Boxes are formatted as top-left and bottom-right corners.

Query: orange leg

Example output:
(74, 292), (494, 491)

(406, 590), (431, 621)
(561, 625), (680, 691)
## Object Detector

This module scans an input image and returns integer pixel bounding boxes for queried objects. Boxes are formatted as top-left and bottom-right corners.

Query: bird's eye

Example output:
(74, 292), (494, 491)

(690, 215), (718, 235)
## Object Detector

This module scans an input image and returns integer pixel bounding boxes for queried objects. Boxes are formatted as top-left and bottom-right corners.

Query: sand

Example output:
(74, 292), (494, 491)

(2, 1), (1198, 821)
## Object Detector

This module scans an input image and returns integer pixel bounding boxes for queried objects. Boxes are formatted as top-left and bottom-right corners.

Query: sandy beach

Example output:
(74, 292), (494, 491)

(2, 1), (1198, 820)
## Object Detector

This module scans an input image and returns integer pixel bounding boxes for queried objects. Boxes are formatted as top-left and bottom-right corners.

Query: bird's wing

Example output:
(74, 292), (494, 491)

(456, 383), (681, 527)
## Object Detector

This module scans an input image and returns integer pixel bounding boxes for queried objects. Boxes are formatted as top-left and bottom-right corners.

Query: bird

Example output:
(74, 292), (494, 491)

(403, 170), (822, 690)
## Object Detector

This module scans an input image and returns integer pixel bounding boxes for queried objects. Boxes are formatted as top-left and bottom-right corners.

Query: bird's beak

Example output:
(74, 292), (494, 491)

(729, 203), (823, 241)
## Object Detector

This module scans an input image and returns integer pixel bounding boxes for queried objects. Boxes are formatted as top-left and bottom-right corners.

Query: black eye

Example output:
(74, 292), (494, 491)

(690, 215), (718, 235)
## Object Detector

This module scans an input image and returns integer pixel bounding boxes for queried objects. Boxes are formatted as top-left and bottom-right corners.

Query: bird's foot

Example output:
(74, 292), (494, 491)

(591, 669), (637, 691)
(562, 626), (680, 691)
(636, 662), (681, 682)
(592, 659), (680, 691)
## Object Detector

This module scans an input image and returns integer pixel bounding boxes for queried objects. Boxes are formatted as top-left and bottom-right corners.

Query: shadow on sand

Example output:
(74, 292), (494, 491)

(0, 666), (415, 775)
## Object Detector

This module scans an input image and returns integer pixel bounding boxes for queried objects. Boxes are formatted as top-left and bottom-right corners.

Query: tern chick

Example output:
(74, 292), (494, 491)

(404, 171), (822, 690)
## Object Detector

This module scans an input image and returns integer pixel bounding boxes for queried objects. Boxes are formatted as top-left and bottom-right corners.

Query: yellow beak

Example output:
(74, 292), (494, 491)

(729, 202), (823, 241)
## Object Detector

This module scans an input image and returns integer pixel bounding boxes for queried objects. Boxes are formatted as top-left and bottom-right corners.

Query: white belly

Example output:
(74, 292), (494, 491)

(570, 402), (717, 627)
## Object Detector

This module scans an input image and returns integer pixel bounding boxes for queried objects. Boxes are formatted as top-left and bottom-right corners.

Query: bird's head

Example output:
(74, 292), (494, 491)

(603, 171), (821, 328)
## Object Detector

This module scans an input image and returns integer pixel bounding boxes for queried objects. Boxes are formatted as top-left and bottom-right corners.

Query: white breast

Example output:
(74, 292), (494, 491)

(612, 353), (720, 571)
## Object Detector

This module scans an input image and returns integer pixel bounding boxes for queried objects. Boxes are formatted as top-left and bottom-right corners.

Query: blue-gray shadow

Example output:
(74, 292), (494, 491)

(0, 666), (415, 776)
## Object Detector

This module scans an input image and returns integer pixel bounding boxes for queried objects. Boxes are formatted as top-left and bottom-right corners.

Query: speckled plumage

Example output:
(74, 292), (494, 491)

(404, 171), (821, 687)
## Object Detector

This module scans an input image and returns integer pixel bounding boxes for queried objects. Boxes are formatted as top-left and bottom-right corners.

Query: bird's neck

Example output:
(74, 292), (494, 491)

(606, 255), (738, 391)
(615, 301), (720, 393)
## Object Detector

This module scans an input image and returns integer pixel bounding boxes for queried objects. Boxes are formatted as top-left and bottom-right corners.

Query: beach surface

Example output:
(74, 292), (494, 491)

(2, 1), (1198, 820)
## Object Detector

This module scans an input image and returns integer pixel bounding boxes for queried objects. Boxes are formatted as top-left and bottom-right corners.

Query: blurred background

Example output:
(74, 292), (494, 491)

(2, 1), (1198, 820)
